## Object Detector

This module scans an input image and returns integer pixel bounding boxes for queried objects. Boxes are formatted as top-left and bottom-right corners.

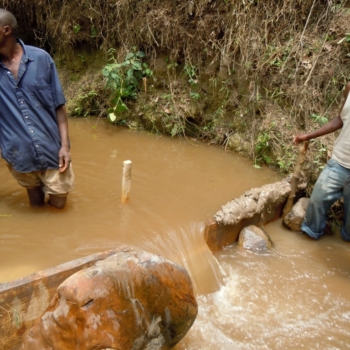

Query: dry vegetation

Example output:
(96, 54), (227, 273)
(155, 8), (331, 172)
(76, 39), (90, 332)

(2, 0), (350, 184)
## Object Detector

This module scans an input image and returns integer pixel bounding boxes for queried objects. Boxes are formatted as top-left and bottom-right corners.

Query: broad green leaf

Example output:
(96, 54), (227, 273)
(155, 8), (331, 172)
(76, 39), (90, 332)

(125, 53), (134, 60)
(127, 69), (134, 79)
(132, 61), (142, 70)
(115, 102), (128, 113)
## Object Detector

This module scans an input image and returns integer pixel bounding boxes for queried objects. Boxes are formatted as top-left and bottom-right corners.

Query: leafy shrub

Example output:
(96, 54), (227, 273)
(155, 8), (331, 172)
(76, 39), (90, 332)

(102, 48), (153, 123)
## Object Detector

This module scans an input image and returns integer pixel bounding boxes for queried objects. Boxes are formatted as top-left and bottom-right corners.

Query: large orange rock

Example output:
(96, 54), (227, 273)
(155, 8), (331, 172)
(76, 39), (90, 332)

(21, 248), (197, 350)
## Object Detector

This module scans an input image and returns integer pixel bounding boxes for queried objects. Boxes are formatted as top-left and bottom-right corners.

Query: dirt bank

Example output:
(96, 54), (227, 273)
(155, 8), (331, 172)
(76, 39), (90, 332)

(2, 0), (350, 187)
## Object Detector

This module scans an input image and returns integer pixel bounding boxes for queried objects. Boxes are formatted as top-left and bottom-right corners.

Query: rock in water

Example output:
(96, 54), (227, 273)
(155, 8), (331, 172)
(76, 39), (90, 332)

(283, 197), (309, 231)
(238, 225), (273, 252)
(21, 248), (198, 350)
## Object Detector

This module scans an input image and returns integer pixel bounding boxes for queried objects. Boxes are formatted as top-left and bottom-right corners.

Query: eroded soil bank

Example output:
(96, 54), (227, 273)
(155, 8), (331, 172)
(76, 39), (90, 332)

(2, 0), (350, 187)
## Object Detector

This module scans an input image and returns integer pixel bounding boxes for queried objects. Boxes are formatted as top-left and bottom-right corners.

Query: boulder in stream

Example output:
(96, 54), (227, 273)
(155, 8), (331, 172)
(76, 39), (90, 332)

(21, 248), (198, 350)
(283, 197), (309, 231)
(238, 225), (273, 252)
(205, 178), (297, 250)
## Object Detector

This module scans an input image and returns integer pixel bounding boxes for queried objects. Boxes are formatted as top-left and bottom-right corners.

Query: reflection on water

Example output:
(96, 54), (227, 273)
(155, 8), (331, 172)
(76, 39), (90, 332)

(2, 118), (350, 348)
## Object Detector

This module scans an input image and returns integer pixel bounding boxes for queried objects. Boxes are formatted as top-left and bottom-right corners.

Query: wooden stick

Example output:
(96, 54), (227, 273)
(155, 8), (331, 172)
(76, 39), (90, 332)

(282, 141), (309, 218)
(121, 160), (132, 203)
(142, 77), (147, 93)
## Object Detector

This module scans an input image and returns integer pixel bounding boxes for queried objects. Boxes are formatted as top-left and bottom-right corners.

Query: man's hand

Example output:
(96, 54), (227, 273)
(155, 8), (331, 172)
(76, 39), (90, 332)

(56, 105), (71, 172)
(293, 134), (308, 145)
(293, 115), (343, 146)
(58, 147), (71, 172)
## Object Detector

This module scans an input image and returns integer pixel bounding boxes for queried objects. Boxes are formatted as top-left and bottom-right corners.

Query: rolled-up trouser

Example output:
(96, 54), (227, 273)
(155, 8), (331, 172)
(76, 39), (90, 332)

(7, 163), (74, 197)
(301, 158), (350, 241)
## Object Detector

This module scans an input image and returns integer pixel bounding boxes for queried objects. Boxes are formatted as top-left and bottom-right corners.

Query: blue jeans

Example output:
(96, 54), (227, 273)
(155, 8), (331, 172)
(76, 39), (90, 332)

(301, 158), (350, 241)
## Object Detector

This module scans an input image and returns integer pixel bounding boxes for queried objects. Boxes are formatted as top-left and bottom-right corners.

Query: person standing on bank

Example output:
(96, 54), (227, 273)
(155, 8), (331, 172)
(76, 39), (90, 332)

(0, 9), (74, 209)
(294, 82), (350, 241)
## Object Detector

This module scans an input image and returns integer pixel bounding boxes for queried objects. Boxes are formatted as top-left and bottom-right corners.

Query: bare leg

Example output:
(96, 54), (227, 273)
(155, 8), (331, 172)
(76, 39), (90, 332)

(48, 194), (67, 209)
(26, 187), (45, 207)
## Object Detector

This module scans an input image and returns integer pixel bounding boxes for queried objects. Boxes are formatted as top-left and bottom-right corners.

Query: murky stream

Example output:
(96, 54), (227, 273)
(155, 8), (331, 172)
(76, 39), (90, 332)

(1, 118), (350, 349)
(180, 220), (350, 349)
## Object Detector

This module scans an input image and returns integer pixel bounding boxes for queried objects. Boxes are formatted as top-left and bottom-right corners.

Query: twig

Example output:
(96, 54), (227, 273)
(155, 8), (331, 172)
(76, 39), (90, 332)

(146, 19), (159, 47)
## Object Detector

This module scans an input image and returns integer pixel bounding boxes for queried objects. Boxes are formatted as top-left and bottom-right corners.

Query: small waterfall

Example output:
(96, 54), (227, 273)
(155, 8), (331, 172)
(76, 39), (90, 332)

(142, 222), (224, 295)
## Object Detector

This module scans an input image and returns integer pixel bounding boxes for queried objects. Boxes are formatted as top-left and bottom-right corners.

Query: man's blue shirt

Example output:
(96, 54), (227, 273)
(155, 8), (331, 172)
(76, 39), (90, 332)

(0, 39), (66, 172)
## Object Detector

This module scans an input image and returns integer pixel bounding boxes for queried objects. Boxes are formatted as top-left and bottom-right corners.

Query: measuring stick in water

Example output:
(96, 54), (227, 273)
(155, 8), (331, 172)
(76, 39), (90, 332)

(121, 160), (132, 203)
(282, 141), (309, 218)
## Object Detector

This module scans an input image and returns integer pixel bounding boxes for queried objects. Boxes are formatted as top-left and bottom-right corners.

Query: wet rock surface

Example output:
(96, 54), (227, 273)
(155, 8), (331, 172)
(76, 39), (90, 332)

(21, 248), (198, 350)
(238, 225), (273, 252)
(283, 197), (309, 231)
(214, 179), (291, 226)
(205, 179), (295, 250)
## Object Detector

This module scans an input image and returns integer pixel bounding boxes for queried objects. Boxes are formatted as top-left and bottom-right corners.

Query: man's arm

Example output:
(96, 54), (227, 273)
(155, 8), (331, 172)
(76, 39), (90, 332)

(293, 82), (350, 145)
(56, 104), (71, 172)
(293, 116), (343, 145)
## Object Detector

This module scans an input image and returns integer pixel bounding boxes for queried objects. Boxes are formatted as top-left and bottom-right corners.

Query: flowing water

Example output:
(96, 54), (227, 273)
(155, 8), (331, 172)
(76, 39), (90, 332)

(1, 118), (350, 349)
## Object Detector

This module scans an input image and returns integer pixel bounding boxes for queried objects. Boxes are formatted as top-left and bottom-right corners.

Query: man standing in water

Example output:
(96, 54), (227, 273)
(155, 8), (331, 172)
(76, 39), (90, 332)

(0, 9), (74, 209)
(294, 82), (350, 241)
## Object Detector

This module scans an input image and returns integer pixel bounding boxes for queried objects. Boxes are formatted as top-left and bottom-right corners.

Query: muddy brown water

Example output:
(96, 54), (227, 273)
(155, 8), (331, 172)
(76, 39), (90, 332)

(1, 118), (350, 349)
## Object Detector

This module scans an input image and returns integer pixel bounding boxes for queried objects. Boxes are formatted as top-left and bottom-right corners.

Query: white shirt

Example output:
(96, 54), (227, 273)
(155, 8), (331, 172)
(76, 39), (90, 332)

(332, 92), (350, 169)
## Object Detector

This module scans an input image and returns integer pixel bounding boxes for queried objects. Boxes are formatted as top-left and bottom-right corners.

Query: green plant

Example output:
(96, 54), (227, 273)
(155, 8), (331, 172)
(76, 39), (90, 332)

(254, 131), (272, 166)
(313, 143), (328, 170)
(165, 115), (185, 137)
(256, 132), (271, 153)
(91, 26), (97, 37)
(190, 91), (201, 100)
(73, 90), (98, 117)
(201, 122), (215, 134)
(166, 61), (178, 70)
(102, 48), (153, 123)
(73, 24), (81, 34)
(214, 104), (225, 118)
(276, 146), (296, 173)
(183, 64), (198, 85)
(161, 93), (172, 100)
(310, 113), (328, 126)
